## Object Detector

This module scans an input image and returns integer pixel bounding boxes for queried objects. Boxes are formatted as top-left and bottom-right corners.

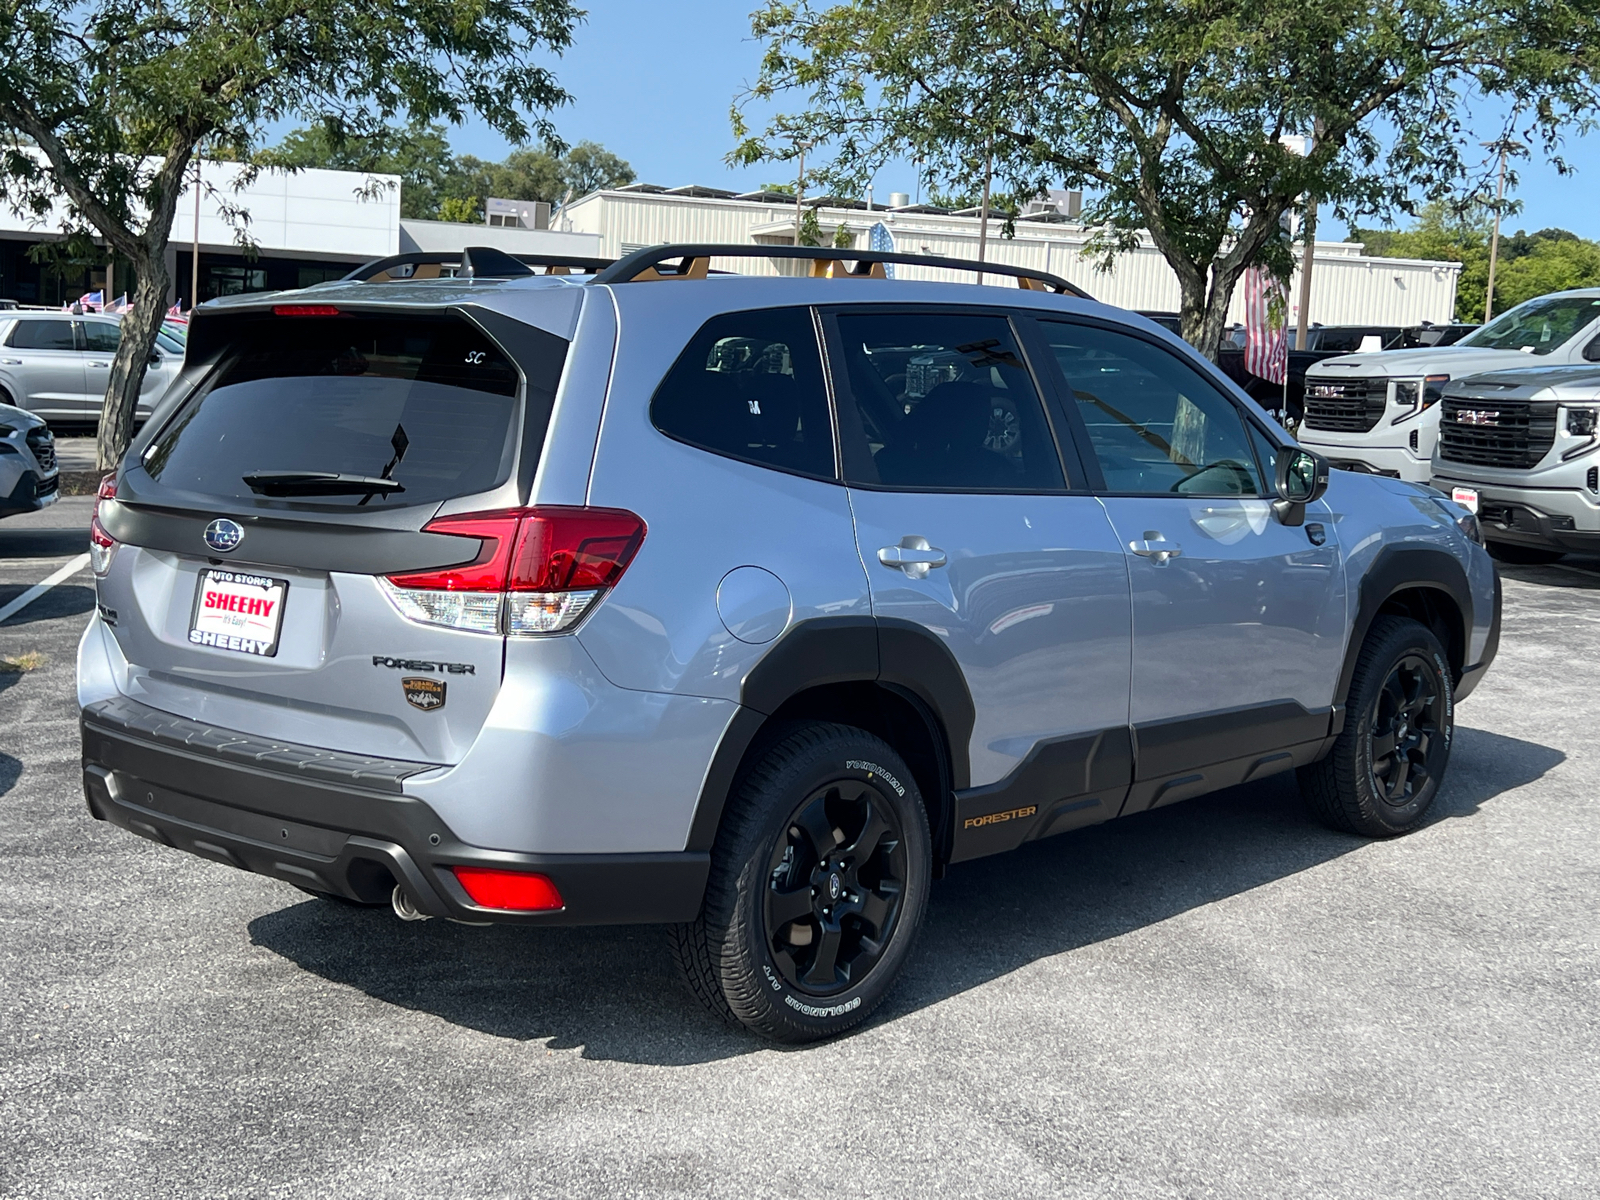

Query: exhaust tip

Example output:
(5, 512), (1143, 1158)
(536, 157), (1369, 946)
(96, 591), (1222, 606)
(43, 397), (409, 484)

(391, 885), (431, 922)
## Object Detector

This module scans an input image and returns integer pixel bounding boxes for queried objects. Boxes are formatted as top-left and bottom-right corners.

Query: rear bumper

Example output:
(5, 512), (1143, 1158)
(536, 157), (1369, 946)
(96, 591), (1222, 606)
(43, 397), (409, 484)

(81, 695), (709, 925)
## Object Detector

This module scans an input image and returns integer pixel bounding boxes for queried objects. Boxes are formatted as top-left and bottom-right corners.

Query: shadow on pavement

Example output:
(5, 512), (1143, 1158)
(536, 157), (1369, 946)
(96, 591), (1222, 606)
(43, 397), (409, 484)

(0, 584), (95, 627)
(1496, 557), (1600, 590)
(0, 529), (91, 559)
(0, 751), (19, 798)
(248, 724), (1563, 1066)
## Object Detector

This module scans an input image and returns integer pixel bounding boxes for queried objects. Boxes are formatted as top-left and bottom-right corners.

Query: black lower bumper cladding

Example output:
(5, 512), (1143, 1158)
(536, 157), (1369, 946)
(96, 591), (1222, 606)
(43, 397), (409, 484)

(80, 696), (708, 925)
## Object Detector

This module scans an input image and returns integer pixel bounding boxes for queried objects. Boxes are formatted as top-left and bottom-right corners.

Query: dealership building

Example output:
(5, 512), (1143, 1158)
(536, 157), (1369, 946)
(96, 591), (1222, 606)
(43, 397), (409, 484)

(1, 161), (1459, 327)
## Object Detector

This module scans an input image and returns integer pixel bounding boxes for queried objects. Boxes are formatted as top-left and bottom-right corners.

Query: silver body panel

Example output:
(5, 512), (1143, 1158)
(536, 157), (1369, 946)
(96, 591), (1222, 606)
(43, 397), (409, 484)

(848, 489), (1131, 787)
(0, 314), (180, 422)
(1097, 495), (1346, 723)
(79, 271), (1499, 869)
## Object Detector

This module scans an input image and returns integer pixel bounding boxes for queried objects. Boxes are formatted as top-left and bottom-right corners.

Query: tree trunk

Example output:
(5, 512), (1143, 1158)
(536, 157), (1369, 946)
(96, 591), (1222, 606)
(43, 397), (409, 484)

(96, 253), (170, 471)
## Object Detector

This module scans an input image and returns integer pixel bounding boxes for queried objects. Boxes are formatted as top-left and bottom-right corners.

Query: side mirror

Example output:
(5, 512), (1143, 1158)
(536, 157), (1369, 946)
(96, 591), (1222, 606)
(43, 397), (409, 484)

(1582, 334), (1600, 363)
(1273, 447), (1329, 527)
(149, 351), (162, 366)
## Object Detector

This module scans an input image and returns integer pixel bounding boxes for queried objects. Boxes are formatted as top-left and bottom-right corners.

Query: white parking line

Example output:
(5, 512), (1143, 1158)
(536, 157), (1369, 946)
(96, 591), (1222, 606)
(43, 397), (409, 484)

(0, 553), (92, 624)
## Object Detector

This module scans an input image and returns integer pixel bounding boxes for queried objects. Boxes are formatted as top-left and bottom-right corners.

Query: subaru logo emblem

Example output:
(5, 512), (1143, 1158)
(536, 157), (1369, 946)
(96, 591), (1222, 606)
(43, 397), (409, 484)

(203, 518), (244, 553)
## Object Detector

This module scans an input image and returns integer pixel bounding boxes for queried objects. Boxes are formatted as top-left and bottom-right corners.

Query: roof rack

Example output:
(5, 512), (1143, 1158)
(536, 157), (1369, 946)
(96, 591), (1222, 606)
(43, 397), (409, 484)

(342, 248), (614, 284)
(589, 243), (1090, 297)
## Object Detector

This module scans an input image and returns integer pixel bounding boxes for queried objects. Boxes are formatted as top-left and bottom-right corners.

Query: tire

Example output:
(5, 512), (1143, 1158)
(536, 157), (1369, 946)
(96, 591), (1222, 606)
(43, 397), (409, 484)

(1298, 615), (1454, 837)
(670, 722), (932, 1042)
(1486, 541), (1564, 565)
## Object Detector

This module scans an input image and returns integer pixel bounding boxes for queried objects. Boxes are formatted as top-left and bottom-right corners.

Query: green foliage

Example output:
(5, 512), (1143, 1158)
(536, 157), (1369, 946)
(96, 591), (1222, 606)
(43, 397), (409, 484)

(256, 119), (454, 220)
(261, 128), (635, 220)
(734, 0), (1600, 357)
(1353, 202), (1600, 321)
(0, 0), (582, 466)
(799, 205), (825, 247)
(833, 221), (854, 248)
(436, 196), (481, 224)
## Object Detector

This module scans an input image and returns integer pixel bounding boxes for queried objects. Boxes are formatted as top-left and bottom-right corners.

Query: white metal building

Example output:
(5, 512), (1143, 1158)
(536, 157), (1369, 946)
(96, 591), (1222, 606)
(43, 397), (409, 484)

(560, 184), (1462, 327)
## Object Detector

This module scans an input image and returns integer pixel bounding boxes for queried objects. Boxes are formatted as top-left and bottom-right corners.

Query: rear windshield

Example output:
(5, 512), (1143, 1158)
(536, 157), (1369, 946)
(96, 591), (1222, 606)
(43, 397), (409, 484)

(143, 314), (525, 507)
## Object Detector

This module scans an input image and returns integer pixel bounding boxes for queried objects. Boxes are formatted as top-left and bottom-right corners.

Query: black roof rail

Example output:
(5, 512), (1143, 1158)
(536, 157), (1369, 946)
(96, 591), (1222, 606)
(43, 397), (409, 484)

(588, 243), (1091, 298)
(342, 249), (615, 284)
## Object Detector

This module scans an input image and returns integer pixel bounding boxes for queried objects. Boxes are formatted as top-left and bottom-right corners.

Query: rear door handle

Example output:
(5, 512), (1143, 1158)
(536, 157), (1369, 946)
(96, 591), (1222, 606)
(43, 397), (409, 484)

(1129, 530), (1182, 564)
(0, 358), (20, 365)
(88, 361), (111, 369)
(877, 536), (948, 580)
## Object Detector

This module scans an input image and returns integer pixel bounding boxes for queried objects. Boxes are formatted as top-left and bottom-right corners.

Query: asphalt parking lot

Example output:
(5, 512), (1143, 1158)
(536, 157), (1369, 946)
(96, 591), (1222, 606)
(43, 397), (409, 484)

(2, 477), (1597, 1199)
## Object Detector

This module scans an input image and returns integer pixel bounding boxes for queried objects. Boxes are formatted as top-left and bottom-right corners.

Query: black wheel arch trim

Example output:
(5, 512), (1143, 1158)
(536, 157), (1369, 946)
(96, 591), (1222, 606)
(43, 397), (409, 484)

(684, 616), (975, 854)
(1337, 545), (1476, 711)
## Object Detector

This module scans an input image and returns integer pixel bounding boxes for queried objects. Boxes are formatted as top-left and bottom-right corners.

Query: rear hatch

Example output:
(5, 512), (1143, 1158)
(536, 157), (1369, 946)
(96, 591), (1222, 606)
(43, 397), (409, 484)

(94, 299), (573, 763)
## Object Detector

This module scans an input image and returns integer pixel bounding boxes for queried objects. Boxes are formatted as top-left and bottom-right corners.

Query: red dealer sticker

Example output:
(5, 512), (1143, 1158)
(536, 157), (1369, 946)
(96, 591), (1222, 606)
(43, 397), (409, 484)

(188, 568), (288, 657)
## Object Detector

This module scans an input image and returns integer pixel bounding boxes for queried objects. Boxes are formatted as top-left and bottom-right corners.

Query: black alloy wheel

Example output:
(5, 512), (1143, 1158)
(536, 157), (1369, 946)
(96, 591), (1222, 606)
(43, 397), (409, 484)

(671, 722), (932, 1042)
(1367, 652), (1446, 808)
(764, 777), (908, 995)
(1298, 614), (1455, 838)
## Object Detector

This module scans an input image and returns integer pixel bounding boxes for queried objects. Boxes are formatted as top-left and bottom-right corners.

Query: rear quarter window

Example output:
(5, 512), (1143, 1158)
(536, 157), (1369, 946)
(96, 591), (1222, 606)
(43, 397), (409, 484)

(8, 320), (77, 351)
(142, 313), (538, 508)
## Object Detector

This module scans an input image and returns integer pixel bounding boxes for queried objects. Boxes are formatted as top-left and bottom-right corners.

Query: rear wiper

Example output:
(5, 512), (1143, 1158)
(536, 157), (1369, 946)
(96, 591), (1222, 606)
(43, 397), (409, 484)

(242, 471), (407, 497)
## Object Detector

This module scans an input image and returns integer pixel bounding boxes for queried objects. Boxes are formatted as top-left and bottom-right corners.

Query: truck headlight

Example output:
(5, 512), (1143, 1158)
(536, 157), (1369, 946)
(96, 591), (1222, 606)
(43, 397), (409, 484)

(1423, 375), (1450, 408)
(1393, 381), (1419, 409)
(1567, 407), (1598, 436)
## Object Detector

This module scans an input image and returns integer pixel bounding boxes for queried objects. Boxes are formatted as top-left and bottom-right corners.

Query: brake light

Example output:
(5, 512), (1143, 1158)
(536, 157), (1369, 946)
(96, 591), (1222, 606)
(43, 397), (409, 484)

(89, 473), (117, 577)
(452, 866), (564, 911)
(272, 304), (341, 317)
(381, 506), (646, 635)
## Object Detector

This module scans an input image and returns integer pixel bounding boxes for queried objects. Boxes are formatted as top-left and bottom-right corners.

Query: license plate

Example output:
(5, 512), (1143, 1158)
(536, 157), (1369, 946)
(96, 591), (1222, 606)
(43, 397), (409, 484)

(1451, 486), (1480, 514)
(189, 569), (287, 657)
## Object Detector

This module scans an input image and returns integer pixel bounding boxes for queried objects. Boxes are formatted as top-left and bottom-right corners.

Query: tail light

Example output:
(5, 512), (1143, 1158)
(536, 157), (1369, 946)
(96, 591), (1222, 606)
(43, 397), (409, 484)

(89, 474), (118, 577)
(380, 506), (646, 636)
(452, 866), (564, 911)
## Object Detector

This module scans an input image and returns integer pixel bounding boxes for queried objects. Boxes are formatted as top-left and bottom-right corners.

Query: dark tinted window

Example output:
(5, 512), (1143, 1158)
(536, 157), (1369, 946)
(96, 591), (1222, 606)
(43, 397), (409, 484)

(650, 308), (833, 479)
(8, 320), (77, 351)
(82, 321), (122, 353)
(834, 311), (1063, 492)
(1043, 321), (1264, 496)
(143, 314), (531, 507)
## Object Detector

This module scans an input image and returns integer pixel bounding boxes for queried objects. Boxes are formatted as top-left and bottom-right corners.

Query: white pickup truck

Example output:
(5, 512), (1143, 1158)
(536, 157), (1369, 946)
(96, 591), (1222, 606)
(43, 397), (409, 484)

(1298, 289), (1600, 482)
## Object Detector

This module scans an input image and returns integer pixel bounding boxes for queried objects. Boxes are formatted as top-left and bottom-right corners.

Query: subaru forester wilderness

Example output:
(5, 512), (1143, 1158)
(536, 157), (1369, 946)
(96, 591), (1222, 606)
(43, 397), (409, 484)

(80, 244), (1500, 1042)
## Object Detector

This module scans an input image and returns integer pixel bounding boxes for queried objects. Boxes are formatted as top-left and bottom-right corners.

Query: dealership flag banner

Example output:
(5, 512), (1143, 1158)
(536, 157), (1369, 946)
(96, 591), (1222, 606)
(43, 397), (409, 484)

(1243, 266), (1288, 385)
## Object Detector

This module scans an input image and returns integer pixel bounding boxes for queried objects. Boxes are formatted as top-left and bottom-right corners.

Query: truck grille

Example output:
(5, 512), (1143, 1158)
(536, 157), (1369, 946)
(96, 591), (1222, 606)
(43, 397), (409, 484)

(25, 426), (56, 471)
(1438, 397), (1557, 469)
(1303, 379), (1386, 432)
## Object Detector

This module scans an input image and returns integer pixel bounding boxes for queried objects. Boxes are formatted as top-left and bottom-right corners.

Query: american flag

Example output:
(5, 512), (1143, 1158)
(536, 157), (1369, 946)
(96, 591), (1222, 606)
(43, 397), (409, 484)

(78, 290), (104, 313)
(1242, 266), (1287, 385)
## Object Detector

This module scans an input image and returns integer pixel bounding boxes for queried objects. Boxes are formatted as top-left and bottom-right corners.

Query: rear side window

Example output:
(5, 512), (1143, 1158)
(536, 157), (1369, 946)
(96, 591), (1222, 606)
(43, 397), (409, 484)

(833, 311), (1065, 492)
(82, 321), (122, 353)
(143, 314), (529, 507)
(8, 320), (77, 351)
(650, 308), (834, 480)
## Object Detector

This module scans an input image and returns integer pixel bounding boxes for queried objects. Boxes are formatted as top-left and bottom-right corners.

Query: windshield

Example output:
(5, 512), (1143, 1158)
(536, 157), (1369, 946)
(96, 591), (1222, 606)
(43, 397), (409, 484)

(143, 314), (530, 507)
(1457, 294), (1600, 355)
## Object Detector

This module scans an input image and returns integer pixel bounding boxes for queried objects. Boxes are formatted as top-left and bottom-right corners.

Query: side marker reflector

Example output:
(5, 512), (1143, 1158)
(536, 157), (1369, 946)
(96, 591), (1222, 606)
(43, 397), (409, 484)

(452, 866), (564, 911)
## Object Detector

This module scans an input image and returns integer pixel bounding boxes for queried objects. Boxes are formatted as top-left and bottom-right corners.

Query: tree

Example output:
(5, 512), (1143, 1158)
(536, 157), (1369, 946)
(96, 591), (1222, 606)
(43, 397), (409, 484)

(0, 0), (580, 469)
(436, 141), (634, 215)
(257, 119), (455, 220)
(734, 0), (1600, 359)
(1354, 202), (1600, 321)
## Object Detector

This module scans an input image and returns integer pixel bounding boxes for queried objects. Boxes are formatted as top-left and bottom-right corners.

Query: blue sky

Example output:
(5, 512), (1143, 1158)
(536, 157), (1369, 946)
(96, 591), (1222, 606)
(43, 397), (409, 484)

(440, 0), (1600, 240)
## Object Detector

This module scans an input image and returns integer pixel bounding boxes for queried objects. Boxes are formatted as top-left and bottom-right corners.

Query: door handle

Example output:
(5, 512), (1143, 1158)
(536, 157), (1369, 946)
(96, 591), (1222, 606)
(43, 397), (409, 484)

(88, 361), (111, 368)
(0, 358), (20, 365)
(878, 536), (948, 580)
(1129, 530), (1182, 564)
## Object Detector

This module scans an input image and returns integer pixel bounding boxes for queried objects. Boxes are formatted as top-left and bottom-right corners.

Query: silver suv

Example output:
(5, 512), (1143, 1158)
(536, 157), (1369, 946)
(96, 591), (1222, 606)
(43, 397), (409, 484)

(0, 312), (184, 423)
(79, 245), (1501, 1042)
(0, 397), (58, 518)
